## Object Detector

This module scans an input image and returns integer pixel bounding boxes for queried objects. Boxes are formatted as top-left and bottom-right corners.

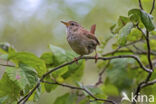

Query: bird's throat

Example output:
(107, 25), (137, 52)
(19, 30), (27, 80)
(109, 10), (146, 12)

(67, 27), (79, 34)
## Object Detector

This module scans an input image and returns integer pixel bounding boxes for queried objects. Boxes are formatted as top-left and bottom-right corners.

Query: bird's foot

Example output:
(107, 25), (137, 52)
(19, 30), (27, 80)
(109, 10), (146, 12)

(95, 53), (98, 63)
(73, 56), (83, 64)
(74, 57), (79, 64)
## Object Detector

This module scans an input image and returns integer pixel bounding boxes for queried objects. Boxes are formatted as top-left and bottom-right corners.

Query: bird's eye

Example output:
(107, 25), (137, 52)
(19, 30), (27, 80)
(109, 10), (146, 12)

(71, 23), (74, 26)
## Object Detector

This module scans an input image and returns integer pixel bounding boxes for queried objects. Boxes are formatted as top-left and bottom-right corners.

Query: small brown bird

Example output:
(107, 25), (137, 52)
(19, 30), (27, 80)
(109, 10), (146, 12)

(61, 21), (100, 62)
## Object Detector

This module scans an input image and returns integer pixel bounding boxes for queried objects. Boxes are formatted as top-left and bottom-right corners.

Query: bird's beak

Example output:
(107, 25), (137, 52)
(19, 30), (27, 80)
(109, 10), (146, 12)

(61, 21), (70, 27)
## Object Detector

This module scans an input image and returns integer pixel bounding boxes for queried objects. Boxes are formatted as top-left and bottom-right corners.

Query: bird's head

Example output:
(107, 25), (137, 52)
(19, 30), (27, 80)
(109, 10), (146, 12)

(61, 21), (80, 31)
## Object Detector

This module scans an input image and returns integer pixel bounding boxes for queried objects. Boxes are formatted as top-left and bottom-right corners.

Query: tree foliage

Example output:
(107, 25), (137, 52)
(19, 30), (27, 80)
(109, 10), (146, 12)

(0, 0), (156, 104)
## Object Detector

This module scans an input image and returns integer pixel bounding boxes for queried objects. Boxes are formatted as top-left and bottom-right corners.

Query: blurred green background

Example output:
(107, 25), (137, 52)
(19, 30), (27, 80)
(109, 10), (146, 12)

(0, 0), (155, 104)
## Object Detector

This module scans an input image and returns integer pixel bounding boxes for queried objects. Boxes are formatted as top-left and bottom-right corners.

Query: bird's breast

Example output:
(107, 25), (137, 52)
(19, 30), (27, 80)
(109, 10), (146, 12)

(67, 34), (89, 55)
(67, 34), (80, 46)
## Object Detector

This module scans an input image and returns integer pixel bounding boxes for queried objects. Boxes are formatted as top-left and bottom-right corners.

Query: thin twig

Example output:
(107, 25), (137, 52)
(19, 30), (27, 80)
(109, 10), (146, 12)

(133, 31), (153, 104)
(133, 45), (143, 53)
(0, 63), (14, 67)
(18, 83), (40, 104)
(102, 39), (144, 56)
(133, 0), (155, 103)
(95, 61), (110, 86)
(132, 61), (156, 70)
(146, 31), (154, 70)
(150, 0), (155, 14)
(41, 81), (117, 104)
(133, 31), (153, 103)
(136, 24), (147, 39)
(18, 55), (152, 104)
(103, 49), (156, 56)
(133, 79), (156, 101)
(139, 0), (144, 10)
(141, 79), (156, 88)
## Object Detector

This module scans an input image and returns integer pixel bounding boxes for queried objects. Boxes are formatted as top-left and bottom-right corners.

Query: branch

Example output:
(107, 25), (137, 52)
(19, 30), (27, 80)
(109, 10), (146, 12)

(102, 39), (144, 56)
(141, 79), (156, 88)
(82, 56), (151, 72)
(150, 0), (155, 14)
(95, 61), (110, 86)
(133, 45), (144, 53)
(133, 79), (156, 101)
(130, 46), (156, 55)
(138, 0), (144, 10)
(133, 31), (153, 104)
(17, 83), (40, 104)
(41, 55), (152, 77)
(133, 0), (155, 103)
(41, 81), (117, 104)
(145, 31), (153, 71)
(132, 61), (156, 70)
(136, 24), (147, 39)
(18, 55), (152, 104)
(0, 63), (15, 67)
(109, 49), (156, 56)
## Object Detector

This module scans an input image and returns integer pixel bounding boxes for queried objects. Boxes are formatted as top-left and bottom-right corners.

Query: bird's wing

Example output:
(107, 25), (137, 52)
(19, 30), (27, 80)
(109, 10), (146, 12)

(82, 29), (100, 45)
(90, 24), (96, 34)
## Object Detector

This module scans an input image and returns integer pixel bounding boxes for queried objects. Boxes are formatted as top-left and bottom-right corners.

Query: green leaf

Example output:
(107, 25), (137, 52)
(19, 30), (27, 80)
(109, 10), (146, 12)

(52, 66), (68, 78)
(105, 58), (135, 91)
(77, 83), (106, 99)
(110, 24), (116, 34)
(128, 9), (155, 31)
(28, 83), (41, 102)
(79, 98), (89, 104)
(151, 29), (156, 35)
(54, 93), (77, 104)
(49, 44), (67, 65)
(5, 64), (38, 93)
(49, 45), (85, 81)
(140, 10), (155, 31)
(0, 73), (20, 103)
(85, 86), (107, 99)
(65, 51), (79, 62)
(48, 50), (85, 81)
(101, 84), (119, 96)
(33, 85), (41, 102)
(128, 9), (141, 23)
(96, 61), (108, 69)
(0, 96), (8, 104)
(56, 76), (64, 83)
(62, 59), (85, 81)
(149, 39), (156, 50)
(8, 52), (47, 77)
(40, 52), (54, 67)
(118, 22), (133, 46)
(44, 76), (57, 93)
(111, 16), (130, 34)
(127, 28), (142, 41)
(90, 102), (103, 104)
